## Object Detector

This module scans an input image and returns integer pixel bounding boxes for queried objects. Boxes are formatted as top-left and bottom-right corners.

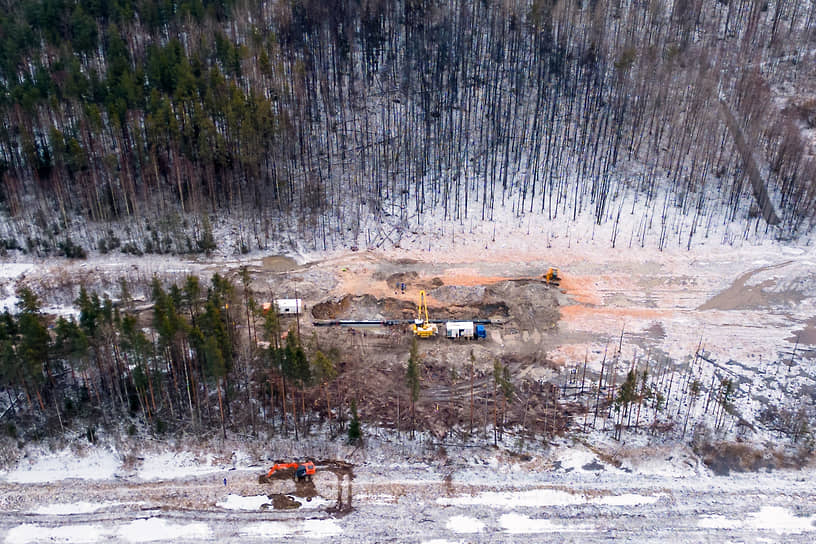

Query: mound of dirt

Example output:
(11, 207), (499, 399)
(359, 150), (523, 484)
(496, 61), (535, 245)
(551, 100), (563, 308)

(697, 442), (773, 475)
(488, 280), (560, 330)
(384, 271), (418, 288)
(270, 494), (302, 509)
(312, 296), (354, 319)
(313, 291), (510, 321)
(439, 302), (510, 320)
(312, 294), (415, 319)
(262, 255), (299, 272)
(429, 285), (487, 305)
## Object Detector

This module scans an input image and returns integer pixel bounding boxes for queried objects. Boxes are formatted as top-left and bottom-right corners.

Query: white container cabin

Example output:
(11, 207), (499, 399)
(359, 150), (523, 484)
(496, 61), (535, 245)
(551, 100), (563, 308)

(445, 321), (474, 339)
(263, 299), (303, 315)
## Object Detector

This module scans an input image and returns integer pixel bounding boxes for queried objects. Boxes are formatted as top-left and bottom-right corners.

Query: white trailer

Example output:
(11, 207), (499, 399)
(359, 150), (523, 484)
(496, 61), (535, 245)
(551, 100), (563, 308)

(445, 321), (474, 339)
(262, 298), (303, 315)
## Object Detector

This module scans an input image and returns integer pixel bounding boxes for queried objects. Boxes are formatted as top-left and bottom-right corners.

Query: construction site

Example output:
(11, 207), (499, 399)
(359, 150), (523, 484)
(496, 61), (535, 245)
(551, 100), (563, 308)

(245, 242), (816, 466)
(253, 254), (572, 442)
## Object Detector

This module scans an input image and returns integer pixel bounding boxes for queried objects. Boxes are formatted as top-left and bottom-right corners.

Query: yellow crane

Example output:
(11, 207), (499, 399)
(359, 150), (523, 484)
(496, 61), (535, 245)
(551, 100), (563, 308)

(412, 290), (438, 337)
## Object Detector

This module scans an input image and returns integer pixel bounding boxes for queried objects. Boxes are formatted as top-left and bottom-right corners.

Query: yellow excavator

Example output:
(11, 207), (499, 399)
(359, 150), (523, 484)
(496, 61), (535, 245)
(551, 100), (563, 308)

(543, 267), (560, 286)
(412, 290), (438, 337)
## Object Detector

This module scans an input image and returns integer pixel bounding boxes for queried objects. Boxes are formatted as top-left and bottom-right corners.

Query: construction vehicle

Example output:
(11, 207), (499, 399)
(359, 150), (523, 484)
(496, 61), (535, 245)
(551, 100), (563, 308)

(543, 267), (560, 286)
(264, 460), (316, 482)
(412, 290), (438, 337)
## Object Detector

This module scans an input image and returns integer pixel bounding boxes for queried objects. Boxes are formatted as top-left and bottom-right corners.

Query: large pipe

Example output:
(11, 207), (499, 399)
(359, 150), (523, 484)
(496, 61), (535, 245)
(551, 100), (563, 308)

(313, 318), (494, 327)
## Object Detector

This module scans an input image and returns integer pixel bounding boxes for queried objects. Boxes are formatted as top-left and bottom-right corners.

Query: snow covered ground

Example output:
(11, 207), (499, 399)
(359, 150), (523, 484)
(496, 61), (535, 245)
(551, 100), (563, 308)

(1, 440), (815, 542)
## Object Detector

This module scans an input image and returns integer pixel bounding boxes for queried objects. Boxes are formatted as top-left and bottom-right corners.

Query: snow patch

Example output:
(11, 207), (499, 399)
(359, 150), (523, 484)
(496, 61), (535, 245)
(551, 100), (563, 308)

(217, 494), (270, 510)
(699, 506), (816, 534)
(5, 524), (104, 543)
(0, 263), (33, 279)
(0, 294), (18, 312)
(30, 502), (117, 515)
(217, 493), (331, 510)
(594, 493), (662, 506)
(136, 451), (226, 480)
(438, 488), (664, 508)
(446, 515), (485, 533)
(437, 488), (586, 507)
(239, 519), (342, 538)
(697, 515), (743, 530)
(2, 448), (119, 483)
(41, 305), (81, 319)
(499, 513), (594, 534)
(555, 447), (603, 472)
(117, 518), (212, 542)
(0, 263), (33, 314)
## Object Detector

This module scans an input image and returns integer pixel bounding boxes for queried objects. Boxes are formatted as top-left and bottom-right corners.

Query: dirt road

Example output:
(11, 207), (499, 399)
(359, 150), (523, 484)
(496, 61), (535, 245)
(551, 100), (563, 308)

(2, 463), (815, 542)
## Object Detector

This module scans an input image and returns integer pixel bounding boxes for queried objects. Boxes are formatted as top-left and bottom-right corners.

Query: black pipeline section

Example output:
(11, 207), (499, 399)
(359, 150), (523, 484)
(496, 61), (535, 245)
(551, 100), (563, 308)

(313, 319), (493, 327)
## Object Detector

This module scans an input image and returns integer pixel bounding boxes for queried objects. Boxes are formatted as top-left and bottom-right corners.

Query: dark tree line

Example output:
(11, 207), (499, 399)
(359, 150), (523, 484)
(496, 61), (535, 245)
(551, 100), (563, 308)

(0, 272), (346, 440)
(0, 0), (814, 253)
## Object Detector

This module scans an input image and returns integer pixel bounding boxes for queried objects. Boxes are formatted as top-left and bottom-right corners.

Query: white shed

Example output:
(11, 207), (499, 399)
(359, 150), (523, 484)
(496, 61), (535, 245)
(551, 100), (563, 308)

(263, 299), (303, 315)
(445, 321), (474, 339)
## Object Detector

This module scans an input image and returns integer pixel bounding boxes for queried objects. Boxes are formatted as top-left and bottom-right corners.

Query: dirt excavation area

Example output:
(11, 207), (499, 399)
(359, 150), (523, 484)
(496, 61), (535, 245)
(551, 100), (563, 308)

(257, 243), (816, 365)
(242, 242), (816, 443)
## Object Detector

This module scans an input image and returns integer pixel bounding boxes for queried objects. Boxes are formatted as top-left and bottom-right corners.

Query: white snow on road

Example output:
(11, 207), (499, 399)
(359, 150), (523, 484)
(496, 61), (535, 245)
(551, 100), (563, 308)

(118, 518), (212, 542)
(438, 488), (584, 507)
(499, 513), (594, 534)
(699, 506), (816, 534)
(697, 515), (743, 530)
(217, 493), (330, 510)
(238, 519), (341, 539)
(437, 488), (664, 508)
(5, 518), (210, 543)
(29, 502), (118, 515)
(446, 515), (485, 533)
(217, 494), (270, 510)
(594, 493), (663, 506)
(5, 524), (104, 543)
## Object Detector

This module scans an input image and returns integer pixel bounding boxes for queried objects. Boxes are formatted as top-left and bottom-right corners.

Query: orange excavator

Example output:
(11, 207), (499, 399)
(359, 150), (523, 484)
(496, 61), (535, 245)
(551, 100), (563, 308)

(265, 461), (316, 482)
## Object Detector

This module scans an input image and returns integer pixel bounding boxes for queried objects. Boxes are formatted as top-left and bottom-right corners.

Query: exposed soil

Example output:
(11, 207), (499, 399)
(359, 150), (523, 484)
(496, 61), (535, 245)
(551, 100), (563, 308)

(698, 261), (798, 311)
(262, 255), (299, 272)
(787, 315), (816, 348)
(379, 271), (418, 288)
(246, 247), (814, 444)
(311, 294), (416, 320)
(694, 440), (811, 476)
(268, 494), (302, 509)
